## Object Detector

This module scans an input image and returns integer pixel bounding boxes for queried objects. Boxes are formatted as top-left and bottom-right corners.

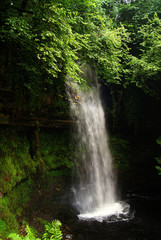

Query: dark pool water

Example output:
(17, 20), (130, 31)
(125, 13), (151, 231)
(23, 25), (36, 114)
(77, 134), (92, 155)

(71, 197), (161, 240)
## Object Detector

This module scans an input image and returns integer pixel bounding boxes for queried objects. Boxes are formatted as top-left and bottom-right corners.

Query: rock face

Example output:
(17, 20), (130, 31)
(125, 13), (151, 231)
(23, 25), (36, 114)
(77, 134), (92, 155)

(0, 86), (73, 128)
(80, 63), (97, 83)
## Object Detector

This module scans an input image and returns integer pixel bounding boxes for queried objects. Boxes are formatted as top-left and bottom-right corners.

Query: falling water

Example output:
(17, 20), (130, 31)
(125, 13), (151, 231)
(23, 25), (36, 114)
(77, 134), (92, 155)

(67, 76), (130, 222)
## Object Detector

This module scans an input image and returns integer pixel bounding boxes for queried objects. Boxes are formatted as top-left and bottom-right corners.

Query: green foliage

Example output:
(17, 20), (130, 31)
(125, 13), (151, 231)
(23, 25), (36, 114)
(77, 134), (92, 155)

(40, 131), (74, 170)
(0, 0), (133, 112)
(0, 129), (36, 193)
(102, 1), (161, 97)
(0, 128), (68, 238)
(8, 225), (40, 240)
(7, 179), (33, 216)
(130, 15), (161, 97)
(8, 233), (24, 240)
(0, 219), (7, 236)
(155, 137), (161, 175)
(0, 127), (73, 198)
(0, 180), (33, 237)
(0, 199), (19, 237)
(43, 220), (62, 240)
(47, 169), (71, 178)
(102, 0), (161, 27)
(95, 23), (131, 86)
(109, 135), (131, 172)
(8, 220), (62, 240)
(101, 0), (161, 136)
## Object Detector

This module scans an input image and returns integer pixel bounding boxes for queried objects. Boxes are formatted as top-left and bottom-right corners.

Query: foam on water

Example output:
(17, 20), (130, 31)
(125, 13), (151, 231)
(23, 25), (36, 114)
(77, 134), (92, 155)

(78, 201), (131, 222)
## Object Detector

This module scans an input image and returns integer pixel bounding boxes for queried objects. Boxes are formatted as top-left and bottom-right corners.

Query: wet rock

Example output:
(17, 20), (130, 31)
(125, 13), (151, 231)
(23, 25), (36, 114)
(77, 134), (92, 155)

(64, 234), (73, 239)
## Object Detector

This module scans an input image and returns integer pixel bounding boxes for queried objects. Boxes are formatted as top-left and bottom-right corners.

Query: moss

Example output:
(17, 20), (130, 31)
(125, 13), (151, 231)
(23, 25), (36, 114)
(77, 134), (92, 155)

(0, 129), (36, 193)
(0, 179), (34, 238)
(0, 219), (7, 237)
(0, 127), (74, 237)
(0, 201), (19, 237)
(7, 179), (33, 215)
(0, 127), (74, 194)
(40, 130), (74, 171)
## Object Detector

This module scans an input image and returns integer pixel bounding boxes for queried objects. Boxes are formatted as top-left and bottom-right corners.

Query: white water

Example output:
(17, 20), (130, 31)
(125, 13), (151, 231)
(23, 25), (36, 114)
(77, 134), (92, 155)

(68, 81), (130, 222)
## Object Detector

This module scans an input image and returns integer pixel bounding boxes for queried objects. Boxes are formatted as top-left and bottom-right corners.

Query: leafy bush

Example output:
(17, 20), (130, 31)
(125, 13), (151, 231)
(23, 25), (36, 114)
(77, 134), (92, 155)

(8, 225), (40, 240)
(43, 220), (62, 240)
(8, 220), (62, 240)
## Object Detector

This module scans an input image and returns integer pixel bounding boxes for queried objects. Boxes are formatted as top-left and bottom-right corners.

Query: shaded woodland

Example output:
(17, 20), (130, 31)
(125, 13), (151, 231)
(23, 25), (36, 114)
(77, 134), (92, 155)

(0, 0), (161, 239)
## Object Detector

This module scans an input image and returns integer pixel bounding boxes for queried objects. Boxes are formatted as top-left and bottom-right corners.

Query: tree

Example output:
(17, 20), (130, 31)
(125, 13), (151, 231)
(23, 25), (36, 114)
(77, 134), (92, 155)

(0, 0), (131, 114)
(130, 14), (161, 97)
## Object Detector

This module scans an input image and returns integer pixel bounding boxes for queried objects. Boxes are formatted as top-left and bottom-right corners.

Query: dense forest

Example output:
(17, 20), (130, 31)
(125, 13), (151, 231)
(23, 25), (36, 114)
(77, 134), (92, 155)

(0, 0), (161, 239)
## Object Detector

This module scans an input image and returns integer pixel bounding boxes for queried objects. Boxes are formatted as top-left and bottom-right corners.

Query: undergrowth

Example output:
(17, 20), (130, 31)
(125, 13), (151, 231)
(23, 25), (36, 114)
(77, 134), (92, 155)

(40, 130), (74, 170)
(0, 129), (36, 193)
(0, 179), (33, 238)
(8, 220), (62, 240)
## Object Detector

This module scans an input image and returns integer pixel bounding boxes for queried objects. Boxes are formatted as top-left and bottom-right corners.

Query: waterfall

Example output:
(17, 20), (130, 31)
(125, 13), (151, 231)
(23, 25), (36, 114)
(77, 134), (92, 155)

(67, 69), (130, 222)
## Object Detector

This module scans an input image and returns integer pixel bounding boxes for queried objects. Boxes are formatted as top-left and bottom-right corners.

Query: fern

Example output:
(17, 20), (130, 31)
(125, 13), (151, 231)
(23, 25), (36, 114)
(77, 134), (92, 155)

(8, 233), (23, 240)
(8, 224), (40, 240)
(8, 220), (62, 240)
(43, 220), (62, 240)
(25, 225), (41, 240)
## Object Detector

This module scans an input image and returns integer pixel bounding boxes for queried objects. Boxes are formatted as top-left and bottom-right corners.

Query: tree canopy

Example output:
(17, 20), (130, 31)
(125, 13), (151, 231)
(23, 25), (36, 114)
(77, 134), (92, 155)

(0, 0), (131, 111)
(0, 0), (161, 132)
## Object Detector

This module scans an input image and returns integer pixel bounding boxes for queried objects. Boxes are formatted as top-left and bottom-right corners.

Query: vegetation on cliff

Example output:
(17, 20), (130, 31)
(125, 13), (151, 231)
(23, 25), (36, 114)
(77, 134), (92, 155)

(0, 0), (161, 238)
